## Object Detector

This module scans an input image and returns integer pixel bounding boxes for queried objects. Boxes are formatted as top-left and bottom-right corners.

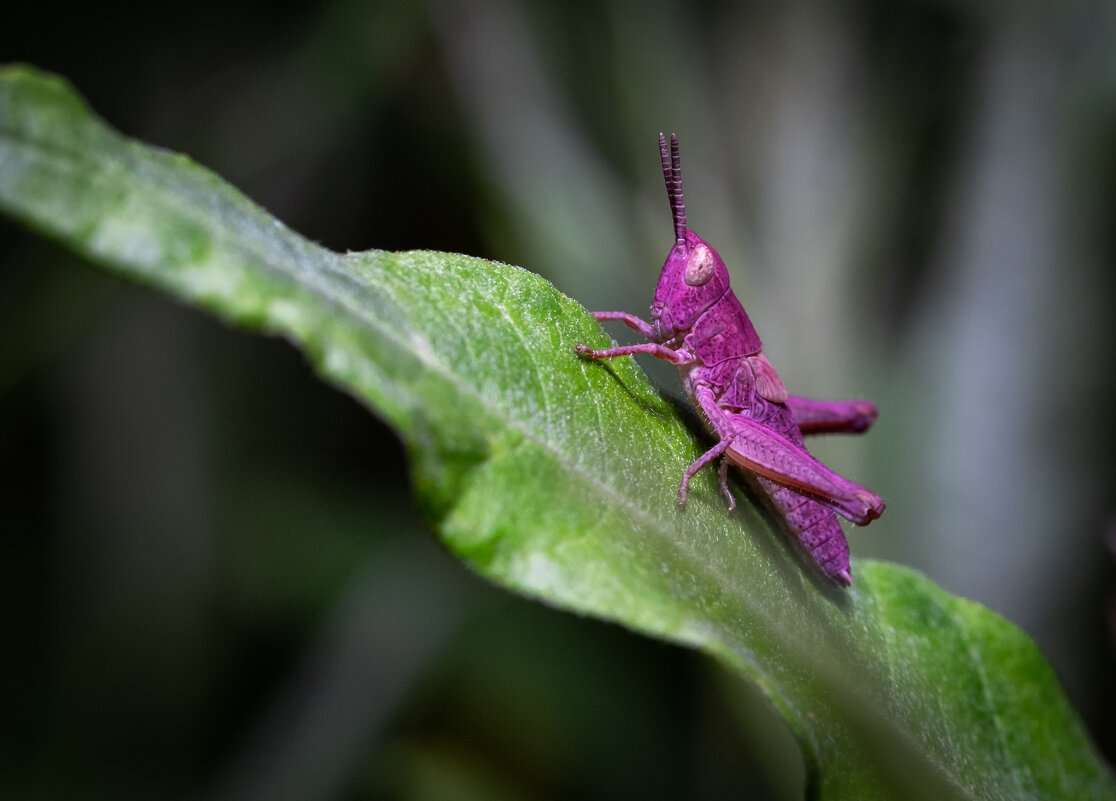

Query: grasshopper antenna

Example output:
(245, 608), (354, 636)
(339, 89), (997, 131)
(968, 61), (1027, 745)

(660, 132), (686, 245)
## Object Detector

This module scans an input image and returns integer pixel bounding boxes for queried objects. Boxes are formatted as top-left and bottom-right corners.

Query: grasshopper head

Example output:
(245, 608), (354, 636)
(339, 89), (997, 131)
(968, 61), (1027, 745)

(650, 134), (730, 339)
(652, 231), (730, 338)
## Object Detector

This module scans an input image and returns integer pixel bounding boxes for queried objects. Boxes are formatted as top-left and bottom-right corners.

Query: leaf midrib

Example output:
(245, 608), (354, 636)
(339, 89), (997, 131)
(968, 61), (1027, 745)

(951, 603), (1027, 797)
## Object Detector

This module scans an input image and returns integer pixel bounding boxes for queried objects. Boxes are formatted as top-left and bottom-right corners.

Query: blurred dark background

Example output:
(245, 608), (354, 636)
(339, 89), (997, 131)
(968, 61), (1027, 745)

(2, 1), (1115, 798)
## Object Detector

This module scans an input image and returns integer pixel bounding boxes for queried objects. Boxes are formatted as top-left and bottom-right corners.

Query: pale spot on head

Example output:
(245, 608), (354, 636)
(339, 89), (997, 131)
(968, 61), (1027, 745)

(684, 244), (716, 286)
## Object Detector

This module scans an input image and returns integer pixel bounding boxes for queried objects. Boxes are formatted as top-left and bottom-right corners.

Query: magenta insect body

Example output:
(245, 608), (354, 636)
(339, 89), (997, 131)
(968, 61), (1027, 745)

(576, 134), (884, 587)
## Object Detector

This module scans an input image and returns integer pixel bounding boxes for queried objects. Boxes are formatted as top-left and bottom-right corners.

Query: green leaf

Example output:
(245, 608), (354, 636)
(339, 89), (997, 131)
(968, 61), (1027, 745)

(1, 65), (1111, 800)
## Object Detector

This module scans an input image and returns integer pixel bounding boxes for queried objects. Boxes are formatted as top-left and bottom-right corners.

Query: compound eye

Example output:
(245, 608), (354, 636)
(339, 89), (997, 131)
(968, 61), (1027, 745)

(684, 244), (716, 286)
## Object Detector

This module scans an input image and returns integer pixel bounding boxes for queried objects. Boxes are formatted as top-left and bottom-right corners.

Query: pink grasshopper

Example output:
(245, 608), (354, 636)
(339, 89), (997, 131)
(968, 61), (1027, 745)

(576, 134), (884, 586)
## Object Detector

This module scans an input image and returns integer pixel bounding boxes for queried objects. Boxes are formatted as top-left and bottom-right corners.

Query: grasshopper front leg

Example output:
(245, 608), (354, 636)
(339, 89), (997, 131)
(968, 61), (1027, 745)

(689, 386), (885, 525)
(575, 341), (694, 366)
(588, 311), (658, 339)
(577, 311), (688, 363)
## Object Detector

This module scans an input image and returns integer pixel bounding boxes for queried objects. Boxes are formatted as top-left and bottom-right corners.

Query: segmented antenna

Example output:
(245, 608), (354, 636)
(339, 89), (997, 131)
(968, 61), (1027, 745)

(659, 132), (686, 244)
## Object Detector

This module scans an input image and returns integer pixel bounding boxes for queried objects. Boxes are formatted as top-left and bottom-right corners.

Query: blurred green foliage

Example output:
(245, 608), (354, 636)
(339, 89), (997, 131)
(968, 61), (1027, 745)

(2, 1), (1116, 799)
